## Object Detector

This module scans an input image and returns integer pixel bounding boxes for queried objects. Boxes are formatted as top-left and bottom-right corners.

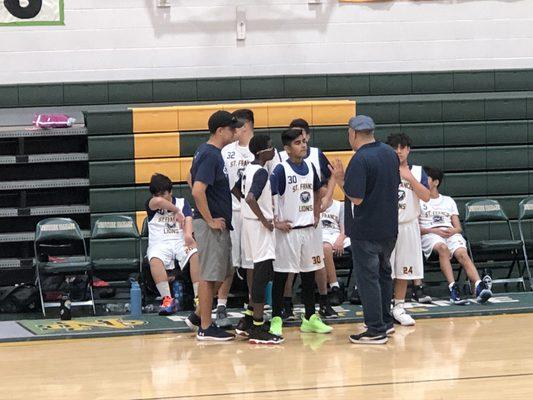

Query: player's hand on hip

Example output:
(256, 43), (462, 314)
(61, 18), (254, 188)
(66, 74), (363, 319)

(333, 241), (344, 256)
(208, 218), (226, 231)
(275, 220), (292, 232)
(328, 159), (345, 184)
(184, 234), (197, 248)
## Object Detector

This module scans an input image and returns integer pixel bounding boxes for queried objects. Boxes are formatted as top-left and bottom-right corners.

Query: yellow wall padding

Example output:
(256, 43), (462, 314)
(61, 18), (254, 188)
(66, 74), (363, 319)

(134, 157), (192, 184)
(134, 132), (180, 159)
(135, 211), (146, 234)
(131, 100), (355, 133)
(323, 150), (355, 201)
(132, 107), (179, 133)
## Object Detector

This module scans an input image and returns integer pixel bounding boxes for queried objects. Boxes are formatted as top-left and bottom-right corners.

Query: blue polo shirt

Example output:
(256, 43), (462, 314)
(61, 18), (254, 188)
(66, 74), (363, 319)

(190, 143), (233, 230)
(343, 141), (400, 240)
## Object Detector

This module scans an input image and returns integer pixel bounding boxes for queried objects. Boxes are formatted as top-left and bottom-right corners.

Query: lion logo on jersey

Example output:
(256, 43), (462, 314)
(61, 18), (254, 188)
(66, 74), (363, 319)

(300, 191), (311, 203)
(433, 215), (444, 224)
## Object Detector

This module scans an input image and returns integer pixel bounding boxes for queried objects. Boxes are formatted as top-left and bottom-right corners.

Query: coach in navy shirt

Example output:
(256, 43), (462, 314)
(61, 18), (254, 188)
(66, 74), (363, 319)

(329, 115), (400, 345)
(190, 110), (243, 341)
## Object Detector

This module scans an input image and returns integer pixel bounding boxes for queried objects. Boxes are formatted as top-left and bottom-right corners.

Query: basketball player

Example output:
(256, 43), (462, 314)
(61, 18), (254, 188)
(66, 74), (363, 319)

(269, 128), (332, 336)
(386, 133), (430, 326)
(145, 173), (200, 316)
(321, 198), (351, 305)
(280, 118), (338, 319)
(234, 134), (283, 344)
(419, 167), (493, 304)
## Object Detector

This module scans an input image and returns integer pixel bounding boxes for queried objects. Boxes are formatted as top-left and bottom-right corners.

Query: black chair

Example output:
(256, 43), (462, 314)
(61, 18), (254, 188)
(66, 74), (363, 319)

(464, 199), (529, 291)
(34, 218), (94, 316)
(90, 215), (142, 286)
(517, 197), (533, 290)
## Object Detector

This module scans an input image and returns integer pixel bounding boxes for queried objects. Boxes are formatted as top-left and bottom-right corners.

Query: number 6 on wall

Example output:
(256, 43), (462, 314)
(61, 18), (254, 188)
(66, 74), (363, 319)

(4, 0), (42, 19)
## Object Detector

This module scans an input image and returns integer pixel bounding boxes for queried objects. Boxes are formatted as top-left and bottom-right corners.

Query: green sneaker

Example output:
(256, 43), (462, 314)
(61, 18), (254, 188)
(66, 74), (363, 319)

(300, 314), (333, 334)
(269, 316), (283, 336)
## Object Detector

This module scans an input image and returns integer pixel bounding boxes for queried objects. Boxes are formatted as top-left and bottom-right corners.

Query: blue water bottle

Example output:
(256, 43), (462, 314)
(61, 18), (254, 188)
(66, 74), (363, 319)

(129, 280), (142, 317)
(265, 281), (273, 307)
(172, 280), (183, 311)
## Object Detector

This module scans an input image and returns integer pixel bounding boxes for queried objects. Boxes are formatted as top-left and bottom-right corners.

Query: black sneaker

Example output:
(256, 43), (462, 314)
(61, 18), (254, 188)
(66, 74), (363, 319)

(319, 304), (339, 319)
(185, 312), (201, 331)
(412, 285), (432, 304)
(329, 286), (345, 306)
(281, 302), (296, 321)
(349, 331), (388, 345)
(349, 287), (361, 305)
(386, 323), (395, 336)
(235, 315), (253, 337)
(197, 324), (235, 341)
(249, 325), (284, 345)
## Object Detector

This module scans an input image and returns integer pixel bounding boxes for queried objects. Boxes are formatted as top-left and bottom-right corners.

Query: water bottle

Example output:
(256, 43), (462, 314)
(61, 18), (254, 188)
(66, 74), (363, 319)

(59, 294), (71, 321)
(129, 280), (142, 317)
(265, 281), (273, 307)
(172, 280), (183, 311)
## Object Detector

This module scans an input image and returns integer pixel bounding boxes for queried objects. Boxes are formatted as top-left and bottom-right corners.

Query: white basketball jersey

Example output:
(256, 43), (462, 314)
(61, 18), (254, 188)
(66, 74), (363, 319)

(147, 197), (185, 246)
(398, 165), (423, 224)
(419, 195), (458, 229)
(277, 159), (315, 227)
(241, 164), (274, 220)
(222, 141), (254, 211)
(321, 200), (343, 235)
(280, 147), (321, 180)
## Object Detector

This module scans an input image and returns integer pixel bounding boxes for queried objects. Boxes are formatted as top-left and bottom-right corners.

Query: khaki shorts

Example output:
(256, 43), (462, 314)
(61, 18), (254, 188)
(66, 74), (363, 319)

(193, 219), (233, 282)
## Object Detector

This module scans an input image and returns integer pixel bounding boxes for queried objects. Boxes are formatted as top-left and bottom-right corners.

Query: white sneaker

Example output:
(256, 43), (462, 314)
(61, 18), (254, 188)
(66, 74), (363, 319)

(392, 306), (416, 326)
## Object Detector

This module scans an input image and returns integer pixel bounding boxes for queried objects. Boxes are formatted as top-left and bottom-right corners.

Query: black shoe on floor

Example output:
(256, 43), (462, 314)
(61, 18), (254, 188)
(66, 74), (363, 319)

(185, 312), (201, 331)
(248, 324), (284, 345)
(235, 315), (253, 337)
(319, 304), (339, 319)
(349, 331), (388, 345)
(329, 286), (345, 306)
(412, 285), (432, 304)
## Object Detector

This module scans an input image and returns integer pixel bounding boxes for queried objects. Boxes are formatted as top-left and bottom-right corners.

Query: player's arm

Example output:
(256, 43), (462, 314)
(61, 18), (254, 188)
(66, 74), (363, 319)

(181, 200), (196, 247)
(270, 165), (292, 232)
(231, 177), (243, 200)
(148, 197), (185, 225)
(192, 181), (226, 231)
(400, 166), (430, 202)
(312, 164), (322, 226)
(245, 169), (273, 230)
(186, 172), (192, 189)
(450, 215), (463, 235)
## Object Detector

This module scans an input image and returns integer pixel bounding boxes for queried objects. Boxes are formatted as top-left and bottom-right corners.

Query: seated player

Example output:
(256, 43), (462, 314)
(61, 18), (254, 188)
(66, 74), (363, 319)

(321, 198), (351, 306)
(419, 167), (493, 304)
(145, 173), (201, 315)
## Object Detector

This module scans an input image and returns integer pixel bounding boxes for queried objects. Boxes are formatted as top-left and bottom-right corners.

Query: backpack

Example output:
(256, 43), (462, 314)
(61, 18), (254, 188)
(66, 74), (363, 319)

(0, 284), (40, 313)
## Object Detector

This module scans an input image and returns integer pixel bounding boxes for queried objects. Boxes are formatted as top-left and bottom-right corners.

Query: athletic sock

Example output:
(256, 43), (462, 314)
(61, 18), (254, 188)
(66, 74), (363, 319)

(319, 294), (328, 307)
(394, 299), (404, 308)
(329, 281), (340, 289)
(253, 318), (264, 326)
(244, 305), (253, 317)
(217, 299), (227, 308)
(156, 282), (171, 298)
(448, 281), (456, 290)
(474, 280), (481, 289)
(192, 282), (199, 298)
(283, 296), (292, 307)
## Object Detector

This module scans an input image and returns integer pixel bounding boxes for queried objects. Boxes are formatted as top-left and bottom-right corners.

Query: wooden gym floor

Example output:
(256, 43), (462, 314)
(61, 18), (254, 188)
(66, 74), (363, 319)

(1, 314), (533, 400)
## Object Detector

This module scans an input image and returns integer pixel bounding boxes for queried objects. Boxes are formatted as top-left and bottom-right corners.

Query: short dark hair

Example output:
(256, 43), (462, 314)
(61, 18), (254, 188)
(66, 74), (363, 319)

(281, 128), (305, 146)
(149, 173), (172, 195)
(289, 118), (310, 135)
(249, 134), (271, 156)
(233, 109), (254, 125)
(386, 133), (412, 149)
(424, 166), (444, 188)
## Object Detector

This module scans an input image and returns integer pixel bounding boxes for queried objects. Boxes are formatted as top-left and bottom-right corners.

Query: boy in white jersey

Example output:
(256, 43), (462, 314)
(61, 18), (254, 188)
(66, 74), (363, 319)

(269, 128), (332, 336)
(321, 199), (351, 305)
(145, 173), (200, 315)
(386, 133), (431, 326)
(217, 109), (280, 328)
(280, 118), (338, 319)
(232, 134), (283, 344)
(419, 167), (493, 304)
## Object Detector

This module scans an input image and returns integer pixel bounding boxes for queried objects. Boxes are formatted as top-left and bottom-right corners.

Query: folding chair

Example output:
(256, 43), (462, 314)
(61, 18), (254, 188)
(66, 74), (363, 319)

(34, 217), (94, 316)
(517, 197), (533, 290)
(90, 215), (142, 286)
(464, 199), (528, 291)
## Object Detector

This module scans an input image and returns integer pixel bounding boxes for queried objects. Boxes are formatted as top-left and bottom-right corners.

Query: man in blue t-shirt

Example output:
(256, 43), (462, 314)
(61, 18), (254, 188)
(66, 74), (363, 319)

(329, 115), (400, 345)
(187, 110), (243, 342)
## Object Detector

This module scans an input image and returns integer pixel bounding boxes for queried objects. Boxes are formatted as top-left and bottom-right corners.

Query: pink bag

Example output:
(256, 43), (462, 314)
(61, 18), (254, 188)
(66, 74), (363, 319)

(33, 114), (76, 129)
